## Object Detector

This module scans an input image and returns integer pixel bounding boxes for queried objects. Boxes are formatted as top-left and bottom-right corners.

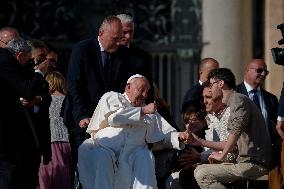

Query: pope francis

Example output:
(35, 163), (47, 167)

(78, 74), (188, 189)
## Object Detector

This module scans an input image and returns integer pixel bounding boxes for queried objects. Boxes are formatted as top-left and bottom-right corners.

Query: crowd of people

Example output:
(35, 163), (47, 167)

(0, 13), (284, 189)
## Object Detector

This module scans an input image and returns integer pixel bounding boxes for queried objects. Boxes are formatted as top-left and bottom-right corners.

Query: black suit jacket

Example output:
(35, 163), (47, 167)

(30, 72), (52, 161)
(279, 82), (284, 117)
(182, 83), (203, 112)
(236, 82), (279, 127)
(65, 38), (129, 126)
(126, 44), (154, 102)
(0, 48), (38, 159)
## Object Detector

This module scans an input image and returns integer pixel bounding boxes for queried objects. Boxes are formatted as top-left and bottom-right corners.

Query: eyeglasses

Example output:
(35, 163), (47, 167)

(34, 58), (47, 66)
(209, 80), (220, 89)
(250, 68), (269, 75)
(184, 118), (201, 125)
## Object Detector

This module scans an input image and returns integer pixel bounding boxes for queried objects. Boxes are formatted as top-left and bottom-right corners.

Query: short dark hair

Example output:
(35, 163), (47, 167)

(183, 101), (206, 123)
(27, 39), (48, 50)
(208, 68), (236, 89)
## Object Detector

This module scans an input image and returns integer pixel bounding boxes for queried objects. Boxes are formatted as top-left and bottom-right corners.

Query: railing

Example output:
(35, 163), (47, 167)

(150, 47), (200, 128)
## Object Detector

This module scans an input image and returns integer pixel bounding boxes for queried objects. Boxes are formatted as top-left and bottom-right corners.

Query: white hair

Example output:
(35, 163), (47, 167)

(116, 14), (134, 24)
(6, 37), (31, 55)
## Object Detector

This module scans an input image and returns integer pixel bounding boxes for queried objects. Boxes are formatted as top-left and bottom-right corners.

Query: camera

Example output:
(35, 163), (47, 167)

(271, 23), (284, 66)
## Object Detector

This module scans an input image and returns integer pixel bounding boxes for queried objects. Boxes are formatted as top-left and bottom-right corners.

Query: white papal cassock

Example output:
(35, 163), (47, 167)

(78, 91), (182, 189)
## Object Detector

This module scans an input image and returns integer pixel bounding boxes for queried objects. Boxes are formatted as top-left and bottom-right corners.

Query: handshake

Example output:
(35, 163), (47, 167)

(178, 130), (202, 146)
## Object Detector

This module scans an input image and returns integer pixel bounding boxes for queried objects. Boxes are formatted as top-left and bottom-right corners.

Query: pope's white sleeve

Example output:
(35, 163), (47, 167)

(108, 107), (145, 127)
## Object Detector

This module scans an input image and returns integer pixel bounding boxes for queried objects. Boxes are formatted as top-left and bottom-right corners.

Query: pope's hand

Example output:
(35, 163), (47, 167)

(141, 102), (157, 114)
(178, 131), (189, 143)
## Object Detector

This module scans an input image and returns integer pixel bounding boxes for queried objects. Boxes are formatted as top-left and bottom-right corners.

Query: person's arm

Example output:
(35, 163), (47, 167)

(187, 132), (226, 151)
(151, 114), (185, 150)
(209, 94), (250, 161)
(208, 133), (239, 161)
(108, 103), (157, 127)
(276, 120), (284, 139)
(0, 50), (34, 100)
(67, 45), (89, 125)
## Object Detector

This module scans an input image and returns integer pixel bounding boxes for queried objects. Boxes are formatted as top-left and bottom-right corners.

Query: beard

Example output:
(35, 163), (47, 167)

(212, 89), (223, 102)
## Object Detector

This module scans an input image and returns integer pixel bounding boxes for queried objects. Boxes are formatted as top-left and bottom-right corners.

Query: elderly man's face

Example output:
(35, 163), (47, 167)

(120, 22), (134, 47)
(99, 21), (123, 53)
(126, 78), (149, 107)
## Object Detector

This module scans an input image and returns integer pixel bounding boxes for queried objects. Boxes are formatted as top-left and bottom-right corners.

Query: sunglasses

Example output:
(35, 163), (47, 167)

(250, 68), (269, 75)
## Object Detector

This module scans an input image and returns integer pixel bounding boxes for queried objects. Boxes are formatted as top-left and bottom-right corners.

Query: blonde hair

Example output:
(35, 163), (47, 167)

(46, 71), (67, 95)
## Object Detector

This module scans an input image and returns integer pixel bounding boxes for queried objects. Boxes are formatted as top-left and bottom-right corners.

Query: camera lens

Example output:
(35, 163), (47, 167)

(271, 48), (284, 66)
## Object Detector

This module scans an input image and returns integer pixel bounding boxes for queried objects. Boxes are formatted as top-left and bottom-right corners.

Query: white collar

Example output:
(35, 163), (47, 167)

(244, 81), (260, 93)
(199, 80), (203, 85)
(35, 69), (44, 77)
(123, 92), (132, 104)
(97, 36), (105, 52)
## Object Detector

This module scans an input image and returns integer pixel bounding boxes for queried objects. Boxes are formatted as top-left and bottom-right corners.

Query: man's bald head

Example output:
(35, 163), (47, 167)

(244, 59), (269, 88)
(99, 16), (123, 53)
(0, 27), (19, 48)
(199, 58), (219, 82)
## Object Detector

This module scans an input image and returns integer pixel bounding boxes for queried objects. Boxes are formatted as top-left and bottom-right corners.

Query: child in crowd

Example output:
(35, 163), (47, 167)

(39, 71), (72, 189)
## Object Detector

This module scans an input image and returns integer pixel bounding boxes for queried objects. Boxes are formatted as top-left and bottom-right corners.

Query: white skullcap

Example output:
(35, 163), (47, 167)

(126, 74), (145, 84)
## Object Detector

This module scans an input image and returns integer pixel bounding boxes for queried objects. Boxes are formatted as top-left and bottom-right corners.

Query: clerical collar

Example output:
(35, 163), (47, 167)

(97, 36), (105, 52)
(123, 92), (132, 104)
(244, 81), (260, 93)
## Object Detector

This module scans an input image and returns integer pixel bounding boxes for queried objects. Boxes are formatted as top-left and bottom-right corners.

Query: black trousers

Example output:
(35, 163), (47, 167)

(0, 152), (40, 189)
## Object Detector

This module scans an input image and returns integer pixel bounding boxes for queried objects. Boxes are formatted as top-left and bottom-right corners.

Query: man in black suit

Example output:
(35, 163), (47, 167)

(116, 13), (154, 102)
(276, 82), (284, 189)
(0, 37), (42, 189)
(277, 82), (284, 138)
(236, 59), (278, 129)
(63, 16), (130, 181)
(182, 58), (219, 112)
(27, 39), (52, 165)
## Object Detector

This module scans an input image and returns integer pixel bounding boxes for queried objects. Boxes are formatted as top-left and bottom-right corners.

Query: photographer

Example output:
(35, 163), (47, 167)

(276, 83), (284, 139)
(26, 39), (52, 166)
(271, 23), (284, 189)
(0, 37), (42, 189)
